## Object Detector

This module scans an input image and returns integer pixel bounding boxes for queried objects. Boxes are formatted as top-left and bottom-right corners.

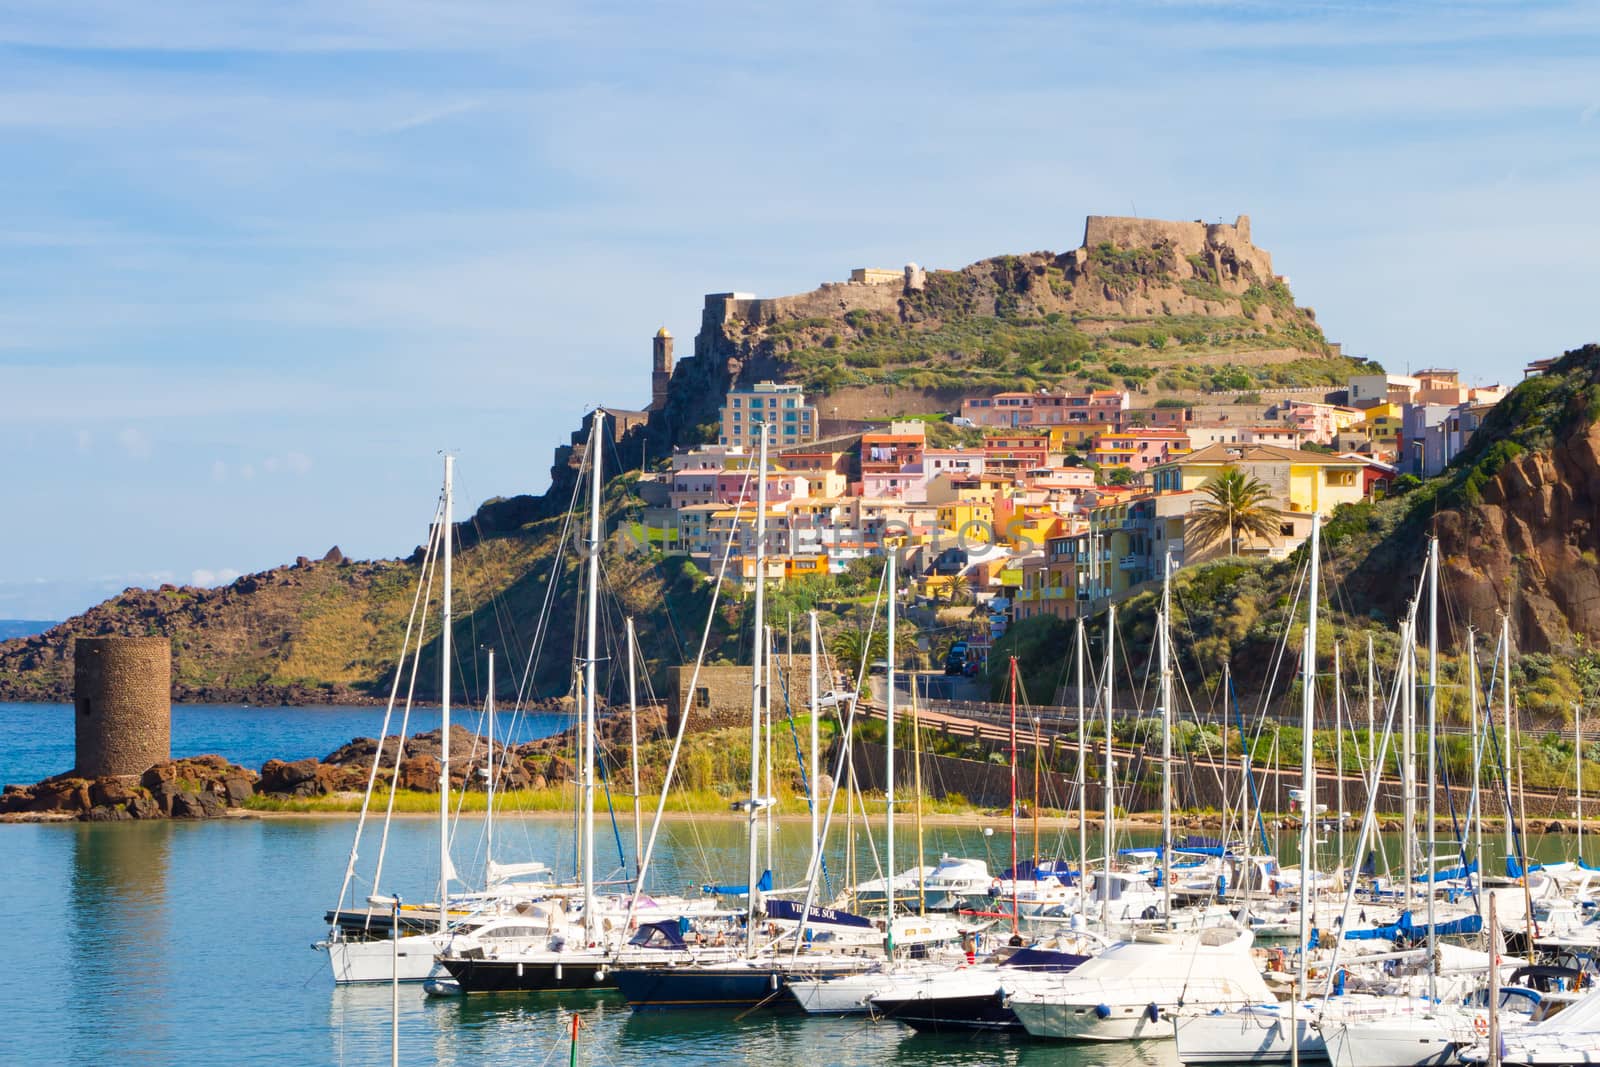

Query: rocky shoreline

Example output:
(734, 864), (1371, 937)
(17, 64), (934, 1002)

(0, 714), (644, 823)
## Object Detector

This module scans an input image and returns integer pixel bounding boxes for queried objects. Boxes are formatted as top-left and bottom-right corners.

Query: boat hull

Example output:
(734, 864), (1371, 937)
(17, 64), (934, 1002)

(871, 992), (1020, 1032)
(1174, 1009), (1326, 1064)
(611, 966), (799, 1012)
(1322, 1018), (1462, 1067)
(1012, 997), (1179, 1042)
(324, 934), (449, 983)
(437, 954), (612, 993)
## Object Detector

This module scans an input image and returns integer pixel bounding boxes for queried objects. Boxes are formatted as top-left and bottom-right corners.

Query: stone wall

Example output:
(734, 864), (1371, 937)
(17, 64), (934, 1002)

(74, 636), (171, 778)
(1082, 214), (1274, 281)
(666, 655), (832, 735)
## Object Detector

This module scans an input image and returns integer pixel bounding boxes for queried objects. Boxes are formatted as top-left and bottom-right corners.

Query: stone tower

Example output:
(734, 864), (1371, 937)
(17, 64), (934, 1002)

(651, 327), (673, 411)
(74, 636), (171, 778)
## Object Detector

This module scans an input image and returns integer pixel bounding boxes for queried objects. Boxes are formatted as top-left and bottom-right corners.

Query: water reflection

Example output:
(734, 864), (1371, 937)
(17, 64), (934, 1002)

(67, 822), (175, 1063)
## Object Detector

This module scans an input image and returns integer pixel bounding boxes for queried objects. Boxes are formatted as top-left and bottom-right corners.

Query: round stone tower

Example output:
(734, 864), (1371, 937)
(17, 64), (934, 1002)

(74, 636), (171, 778)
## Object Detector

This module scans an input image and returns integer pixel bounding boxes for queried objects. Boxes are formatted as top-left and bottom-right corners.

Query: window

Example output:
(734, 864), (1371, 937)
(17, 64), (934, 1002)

(1280, 522), (1295, 536)
(732, 398), (741, 408)
(696, 687), (711, 709)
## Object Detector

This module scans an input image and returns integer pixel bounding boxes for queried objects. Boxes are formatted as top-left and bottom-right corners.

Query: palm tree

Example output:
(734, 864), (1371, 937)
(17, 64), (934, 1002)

(945, 573), (973, 607)
(829, 627), (886, 682)
(1184, 466), (1286, 555)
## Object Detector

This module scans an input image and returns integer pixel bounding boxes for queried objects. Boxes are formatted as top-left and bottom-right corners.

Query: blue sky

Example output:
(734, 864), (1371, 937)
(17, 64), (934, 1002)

(1, 0), (1596, 619)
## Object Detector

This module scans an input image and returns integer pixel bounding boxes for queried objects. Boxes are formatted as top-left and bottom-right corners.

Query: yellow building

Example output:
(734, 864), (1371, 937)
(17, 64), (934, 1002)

(935, 501), (994, 541)
(1047, 421), (1118, 453)
(1149, 443), (1364, 517)
(1359, 403), (1403, 447)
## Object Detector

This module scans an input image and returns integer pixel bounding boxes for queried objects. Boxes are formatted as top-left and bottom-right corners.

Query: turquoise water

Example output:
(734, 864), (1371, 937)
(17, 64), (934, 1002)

(2, 702), (1582, 1064)
(0, 703), (570, 786)
(2, 812), (1184, 1065)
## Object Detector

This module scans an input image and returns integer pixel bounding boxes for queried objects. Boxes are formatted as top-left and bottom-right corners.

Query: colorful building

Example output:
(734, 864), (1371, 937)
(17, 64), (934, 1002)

(718, 381), (817, 448)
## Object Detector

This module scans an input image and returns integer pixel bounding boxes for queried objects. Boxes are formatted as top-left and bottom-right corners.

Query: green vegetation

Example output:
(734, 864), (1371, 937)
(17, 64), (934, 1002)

(1185, 468), (1287, 555)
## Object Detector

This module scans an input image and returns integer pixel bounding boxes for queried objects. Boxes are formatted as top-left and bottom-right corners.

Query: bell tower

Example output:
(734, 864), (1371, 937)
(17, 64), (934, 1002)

(651, 327), (673, 411)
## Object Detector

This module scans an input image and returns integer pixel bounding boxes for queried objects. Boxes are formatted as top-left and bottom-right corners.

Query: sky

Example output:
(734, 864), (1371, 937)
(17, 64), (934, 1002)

(1, 0), (1596, 620)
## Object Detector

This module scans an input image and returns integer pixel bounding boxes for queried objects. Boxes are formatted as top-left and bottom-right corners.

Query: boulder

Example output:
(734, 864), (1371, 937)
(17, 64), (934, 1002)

(196, 791), (226, 818)
(0, 785), (33, 814)
(260, 758), (321, 795)
(126, 795), (161, 820)
(170, 791), (208, 818)
(544, 755), (575, 784)
(84, 804), (132, 822)
(396, 754), (441, 792)
(153, 780), (184, 815)
(29, 779), (91, 814)
(222, 776), (254, 806)
(90, 777), (140, 808)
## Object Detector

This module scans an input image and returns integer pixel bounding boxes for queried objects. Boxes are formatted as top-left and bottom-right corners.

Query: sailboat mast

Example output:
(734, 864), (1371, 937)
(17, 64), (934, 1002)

(765, 625), (775, 881)
(1425, 536), (1439, 1003)
(885, 553), (898, 953)
(627, 618), (642, 882)
(913, 675), (926, 916)
(1075, 619), (1088, 919)
(1008, 655), (1020, 940)
(1503, 614), (1514, 865)
(438, 454), (454, 935)
(807, 611), (821, 885)
(745, 425), (770, 956)
(485, 648), (495, 879)
(1159, 553), (1173, 926)
(582, 411), (605, 945)
(1296, 513), (1320, 1003)
(1469, 631), (1483, 885)
(1367, 633), (1377, 822)
(1335, 642), (1345, 883)
(1402, 608), (1416, 910)
(1102, 605), (1116, 937)
(1578, 701), (1584, 864)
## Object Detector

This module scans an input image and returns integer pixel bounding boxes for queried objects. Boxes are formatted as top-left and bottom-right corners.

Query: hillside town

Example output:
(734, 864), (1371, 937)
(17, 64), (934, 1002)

(629, 349), (1510, 658)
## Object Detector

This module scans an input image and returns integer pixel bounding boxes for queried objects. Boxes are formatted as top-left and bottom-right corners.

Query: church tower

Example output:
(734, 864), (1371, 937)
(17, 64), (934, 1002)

(651, 327), (673, 411)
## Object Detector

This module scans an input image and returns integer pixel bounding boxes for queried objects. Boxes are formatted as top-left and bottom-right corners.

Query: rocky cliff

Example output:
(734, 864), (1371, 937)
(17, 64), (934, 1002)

(1345, 343), (1600, 654)
(638, 214), (1368, 457)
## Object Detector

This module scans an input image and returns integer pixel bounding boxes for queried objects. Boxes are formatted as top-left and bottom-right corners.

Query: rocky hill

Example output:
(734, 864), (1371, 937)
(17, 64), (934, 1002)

(646, 214), (1374, 452)
(0, 489), (726, 707)
(1001, 344), (1600, 724)
(0, 215), (1418, 709)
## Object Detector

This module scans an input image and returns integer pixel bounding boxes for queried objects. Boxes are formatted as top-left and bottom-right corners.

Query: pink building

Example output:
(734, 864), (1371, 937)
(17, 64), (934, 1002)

(961, 389), (1130, 427)
(1278, 401), (1364, 445)
(1239, 425), (1305, 447)
(1087, 428), (1192, 473)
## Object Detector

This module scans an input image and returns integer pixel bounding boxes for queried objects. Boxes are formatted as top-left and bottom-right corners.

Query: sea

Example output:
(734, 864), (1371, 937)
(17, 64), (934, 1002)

(0, 702), (1561, 1066)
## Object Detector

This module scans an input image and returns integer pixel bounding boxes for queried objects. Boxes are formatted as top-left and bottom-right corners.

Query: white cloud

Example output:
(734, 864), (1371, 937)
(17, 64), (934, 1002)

(116, 426), (152, 460)
(188, 567), (241, 587)
(210, 460), (227, 481)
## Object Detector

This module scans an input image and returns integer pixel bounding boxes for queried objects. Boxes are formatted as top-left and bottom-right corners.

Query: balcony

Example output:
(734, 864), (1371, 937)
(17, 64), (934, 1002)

(1118, 554), (1148, 571)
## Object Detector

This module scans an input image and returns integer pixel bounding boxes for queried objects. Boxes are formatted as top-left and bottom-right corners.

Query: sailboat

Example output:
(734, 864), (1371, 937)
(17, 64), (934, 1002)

(609, 423), (884, 1011)
(319, 454), (502, 984)
(433, 410), (725, 993)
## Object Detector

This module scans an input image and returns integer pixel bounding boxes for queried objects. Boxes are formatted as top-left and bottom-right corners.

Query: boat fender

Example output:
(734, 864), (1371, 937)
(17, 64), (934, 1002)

(596, 967), (606, 982)
(517, 962), (524, 977)
(1146, 1003), (1160, 1023)
(554, 962), (562, 981)
(770, 972), (779, 991)
(1095, 1004), (1112, 1019)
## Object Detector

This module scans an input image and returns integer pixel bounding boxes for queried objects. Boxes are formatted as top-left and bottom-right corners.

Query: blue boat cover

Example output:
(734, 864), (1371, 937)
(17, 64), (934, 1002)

(1413, 859), (1478, 882)
(1002, 947), (1092, 972)
(702, 870), (773, 895)
(628, 920), (689, 950)
(1342, 909), (1484, 941)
